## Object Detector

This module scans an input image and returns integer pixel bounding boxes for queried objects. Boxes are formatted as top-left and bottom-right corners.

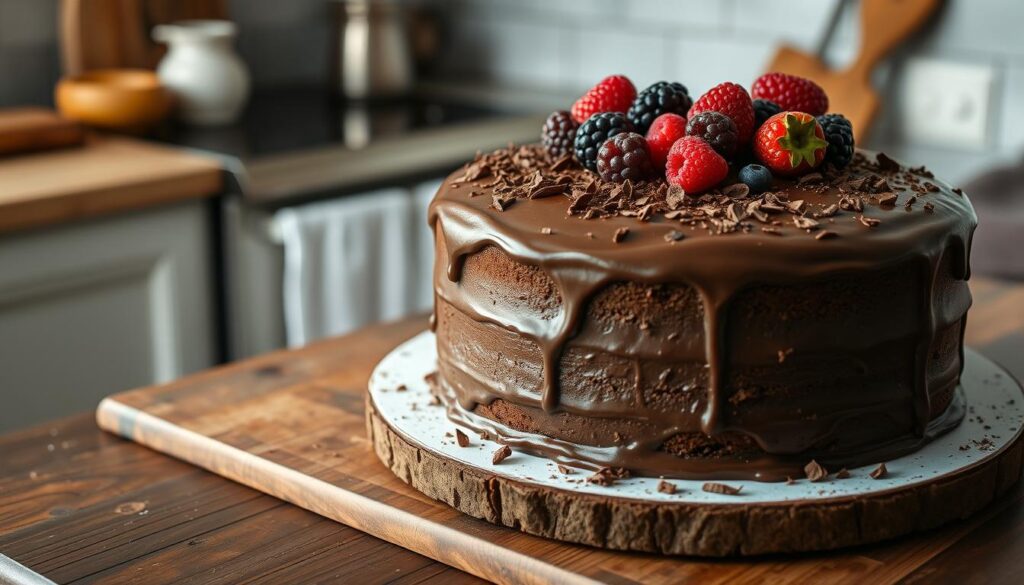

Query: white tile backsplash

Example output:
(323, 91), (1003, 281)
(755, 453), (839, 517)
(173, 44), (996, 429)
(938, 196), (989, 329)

(623, 0), (733, 31)
(733, 0), (840, 52)
(1001, 65), (1024, 151)
(671, 36), (774, 96)
(573, 27), (670, 91)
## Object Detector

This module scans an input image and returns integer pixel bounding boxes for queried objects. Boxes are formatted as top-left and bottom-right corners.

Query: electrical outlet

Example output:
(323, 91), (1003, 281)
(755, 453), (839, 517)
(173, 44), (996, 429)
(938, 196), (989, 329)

(899, 58), (995, 151)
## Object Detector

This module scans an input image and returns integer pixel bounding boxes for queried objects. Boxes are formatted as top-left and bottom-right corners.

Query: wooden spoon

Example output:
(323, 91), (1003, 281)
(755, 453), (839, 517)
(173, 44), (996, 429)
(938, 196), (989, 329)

(765, 0), (941, 142)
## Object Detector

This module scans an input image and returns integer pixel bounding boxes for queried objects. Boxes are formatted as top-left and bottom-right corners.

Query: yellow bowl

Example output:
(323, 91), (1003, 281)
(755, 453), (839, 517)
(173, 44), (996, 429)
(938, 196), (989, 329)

(55, 69), (174, 131)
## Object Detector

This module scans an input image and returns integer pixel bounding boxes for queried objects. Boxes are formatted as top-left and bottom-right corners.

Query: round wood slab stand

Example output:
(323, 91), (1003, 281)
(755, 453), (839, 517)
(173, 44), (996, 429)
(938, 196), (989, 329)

(366, 335), (1024, 557)
(368, 400), (1023, 557)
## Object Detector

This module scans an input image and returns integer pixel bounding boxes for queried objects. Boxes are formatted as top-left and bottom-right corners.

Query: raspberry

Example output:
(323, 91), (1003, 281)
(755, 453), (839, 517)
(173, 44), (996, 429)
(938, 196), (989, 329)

(571, 75), (637, 124)
(626, 81), (692, 134)
(685, 111), (738, 159)
(688, 82), (755, 145)
(816, 113), (855, 169)
(751, 72), (828, 116)
(541, 111), (579, 159)
(574, 112), (633, 172)
(666, 136), (729, 194)
(597, 132), (654, 183)
(753, 99), (782, 131)
(738, 163), (773, 194)
(644, 113), (687, 170)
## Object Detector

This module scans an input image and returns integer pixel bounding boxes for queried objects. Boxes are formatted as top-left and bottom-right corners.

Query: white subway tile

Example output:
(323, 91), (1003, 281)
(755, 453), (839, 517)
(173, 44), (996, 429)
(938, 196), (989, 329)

(624, 0), (733, 31)
(441, 16), (566, 88)
(1000, 65), (1024, 152)
(573, 27), (671, 91)
(732, 0), (840, 52)
(456, 0), (618, 22)
(670, 36), (774, 97)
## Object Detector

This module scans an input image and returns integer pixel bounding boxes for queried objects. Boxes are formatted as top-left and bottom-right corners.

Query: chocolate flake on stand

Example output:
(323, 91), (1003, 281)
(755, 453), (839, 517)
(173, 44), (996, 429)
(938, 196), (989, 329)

(455, 429), (470, 447)
(587, 466), (630, 486)
(702, 482), (742, 495)
(657, 480), (678, 494)
(857, 215), (881, 228)
(836, 468), (851, 479)
(492, 445), (512, 465)
(804, 460), (828, 482)
(612, 227), (630, 243)
(869, 463), (888, 479)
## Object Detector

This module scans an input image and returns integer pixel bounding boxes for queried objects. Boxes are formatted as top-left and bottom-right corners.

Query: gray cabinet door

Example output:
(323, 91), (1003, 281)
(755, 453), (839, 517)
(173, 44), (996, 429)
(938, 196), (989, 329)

(0, 201), (216, 432)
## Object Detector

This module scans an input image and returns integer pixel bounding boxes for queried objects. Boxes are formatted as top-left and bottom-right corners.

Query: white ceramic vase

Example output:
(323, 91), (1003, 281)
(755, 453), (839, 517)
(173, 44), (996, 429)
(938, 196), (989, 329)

(154, 20), (251, 126)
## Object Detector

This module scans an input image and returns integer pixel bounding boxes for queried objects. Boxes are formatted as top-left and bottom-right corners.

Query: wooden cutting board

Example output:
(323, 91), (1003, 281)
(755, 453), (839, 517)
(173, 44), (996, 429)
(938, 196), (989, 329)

(0, 108), (84, 157)
(766, 0), (941, 142)
(94, 317), (1024, 585)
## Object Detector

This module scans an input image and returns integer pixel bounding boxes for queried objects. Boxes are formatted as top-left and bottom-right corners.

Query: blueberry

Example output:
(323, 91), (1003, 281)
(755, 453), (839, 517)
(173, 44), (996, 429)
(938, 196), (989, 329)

(738, 164), (773, 194)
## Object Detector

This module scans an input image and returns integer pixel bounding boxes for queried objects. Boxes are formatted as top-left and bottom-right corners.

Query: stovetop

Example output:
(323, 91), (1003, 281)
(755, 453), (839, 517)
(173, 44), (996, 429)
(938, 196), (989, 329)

(154, 87), (513, 161)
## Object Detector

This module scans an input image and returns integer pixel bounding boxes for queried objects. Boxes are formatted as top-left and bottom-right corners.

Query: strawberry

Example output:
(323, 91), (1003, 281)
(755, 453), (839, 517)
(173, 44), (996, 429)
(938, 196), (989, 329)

(571, 75), (637, 124)
(644, 113), (687, 170)
(751, 72), (828, 116)
(666, 136), (729, 194)
(753, 112), (827, 176)
(688, 82), (755, 144)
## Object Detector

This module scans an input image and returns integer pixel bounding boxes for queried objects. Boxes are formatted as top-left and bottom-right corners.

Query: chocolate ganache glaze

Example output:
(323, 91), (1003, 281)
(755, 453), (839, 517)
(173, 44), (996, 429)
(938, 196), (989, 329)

(428, 145), (977, 481)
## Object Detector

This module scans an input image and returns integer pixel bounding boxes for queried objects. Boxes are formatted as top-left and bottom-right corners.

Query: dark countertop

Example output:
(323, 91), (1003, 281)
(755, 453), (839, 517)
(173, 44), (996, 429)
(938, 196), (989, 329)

(151, 86), (547, 208)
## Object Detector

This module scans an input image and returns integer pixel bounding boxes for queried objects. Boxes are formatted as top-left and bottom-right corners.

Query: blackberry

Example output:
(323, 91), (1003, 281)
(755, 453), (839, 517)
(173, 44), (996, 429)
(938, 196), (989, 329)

(738, 164), (773, 194)
(541, 111), (578, 159)
(626, 81), (692, 134)
(753, 99), (782, 131)
(597, 132), (653, 183)
(574, 112), (633, 172)
(685, 112), (738, 158)
(816, 113), (855, 168)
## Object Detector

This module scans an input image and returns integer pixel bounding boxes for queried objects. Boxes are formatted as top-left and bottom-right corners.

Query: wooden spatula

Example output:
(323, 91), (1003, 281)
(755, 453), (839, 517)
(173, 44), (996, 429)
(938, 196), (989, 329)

(765, 0), (940, 142)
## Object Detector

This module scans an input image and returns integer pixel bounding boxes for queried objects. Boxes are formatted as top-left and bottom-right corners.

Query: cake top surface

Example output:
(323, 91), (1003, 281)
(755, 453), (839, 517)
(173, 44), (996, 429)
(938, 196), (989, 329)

(432, 145), (975, 279)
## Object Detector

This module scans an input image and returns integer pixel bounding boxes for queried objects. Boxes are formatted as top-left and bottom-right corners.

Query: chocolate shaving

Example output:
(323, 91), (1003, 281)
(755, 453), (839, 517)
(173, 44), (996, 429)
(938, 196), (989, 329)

(923, 202), (935, 213)
(529, 184), (564, 200)
(836, 468), (851, 479)
(792, 216), (819, 230)
(664, 230), (685, 242)
(804, 460), (828, 482)
(492, 445), (512, 465)
(491, 195), (514, 212)
(815, 230), (838, 240)
(875, 152), (901, 173)
(857, 215), (881, 227)
(721, 183), (751, 198)
(612, 227), (629, 243)
(455, 429), (470, 448)
(778, 348), (793, 363)
(953, 187), (964, 196)
(869, 463), (888, 479)
(797, 172), (823, 185)
(657, 480), (677, 494)
(761, 226), (783, 236)
(905, 195), (917, 208)
(876, 192), (898, 207)
(556, 464), (574, 474)
(666, 184), (687, 210)
(463, 161), (492, 181)
(549, 154), (574, 172)
(587, 466), (630, 486)
(815, 203), (839, 218)
(785, 199), (806, 214)
(702, 482), (742, 495)
(540, 227), (553, 235)
(785, 476), (796, 485)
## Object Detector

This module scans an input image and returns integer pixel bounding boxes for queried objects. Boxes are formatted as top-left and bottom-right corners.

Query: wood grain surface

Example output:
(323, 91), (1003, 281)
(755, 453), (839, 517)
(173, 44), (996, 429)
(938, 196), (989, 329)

(1, 278), (1022, 584)
(0, 135), (222, 234)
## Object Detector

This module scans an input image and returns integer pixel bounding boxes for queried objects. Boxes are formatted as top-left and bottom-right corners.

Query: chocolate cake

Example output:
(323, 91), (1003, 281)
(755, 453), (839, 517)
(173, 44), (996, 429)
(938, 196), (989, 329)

(428, 146), (977, 481)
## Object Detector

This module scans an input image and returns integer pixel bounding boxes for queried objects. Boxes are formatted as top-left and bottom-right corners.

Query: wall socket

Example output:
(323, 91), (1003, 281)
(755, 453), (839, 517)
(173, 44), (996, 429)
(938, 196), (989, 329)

(898, 58), (995, 151)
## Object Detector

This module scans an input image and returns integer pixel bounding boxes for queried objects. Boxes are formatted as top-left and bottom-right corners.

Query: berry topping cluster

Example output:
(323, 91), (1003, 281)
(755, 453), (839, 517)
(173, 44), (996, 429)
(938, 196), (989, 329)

(541, 72), (855, 195)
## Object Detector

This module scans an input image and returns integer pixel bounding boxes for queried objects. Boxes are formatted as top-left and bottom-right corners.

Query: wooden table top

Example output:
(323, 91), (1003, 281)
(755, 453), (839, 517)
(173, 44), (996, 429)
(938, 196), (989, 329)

(2, 277), (1023, 585)
(0, 135), (222, 235)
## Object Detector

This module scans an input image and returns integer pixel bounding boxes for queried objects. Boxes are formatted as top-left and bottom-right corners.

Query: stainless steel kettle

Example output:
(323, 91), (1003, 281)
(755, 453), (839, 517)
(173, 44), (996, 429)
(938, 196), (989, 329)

(332, 0), (414, 99)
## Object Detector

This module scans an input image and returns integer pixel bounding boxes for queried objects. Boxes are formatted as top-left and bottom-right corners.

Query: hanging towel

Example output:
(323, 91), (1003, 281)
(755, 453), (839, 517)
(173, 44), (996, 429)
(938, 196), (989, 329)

(275, 188), (418, 347)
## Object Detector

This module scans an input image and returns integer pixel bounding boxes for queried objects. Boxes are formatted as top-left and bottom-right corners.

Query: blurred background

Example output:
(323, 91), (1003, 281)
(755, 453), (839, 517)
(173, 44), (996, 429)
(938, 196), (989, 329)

(0, 0), (1022, 432)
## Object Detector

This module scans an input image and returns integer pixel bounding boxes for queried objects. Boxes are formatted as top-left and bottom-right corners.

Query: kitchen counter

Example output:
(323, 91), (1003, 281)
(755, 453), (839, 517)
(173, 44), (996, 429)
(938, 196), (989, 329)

(0, 136), (223, 234)
(1, 277), (1023, 584)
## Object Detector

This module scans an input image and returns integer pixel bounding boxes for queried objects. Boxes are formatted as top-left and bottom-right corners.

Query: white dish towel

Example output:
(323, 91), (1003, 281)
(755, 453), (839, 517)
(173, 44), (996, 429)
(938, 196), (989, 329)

(275, 184), (437, 347)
